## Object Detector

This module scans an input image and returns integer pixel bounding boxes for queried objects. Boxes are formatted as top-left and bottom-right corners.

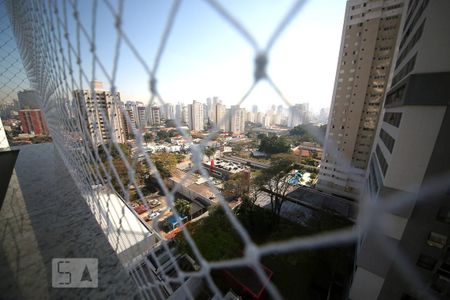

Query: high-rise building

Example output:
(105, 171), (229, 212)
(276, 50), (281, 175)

(149, 106), (161, 126)
(124, 101), (146, 129)
(246, 111), (255, 123)
(277, 105), (283, 115)
(18, 90), (40, 109)
(256, 112), (264, 124)
(317, 0), (405, 200)
(18, 109), (49, 135)
(73, 81), (127, 145)
(188, 100), (204, 131)
(181, 105), (189, 125)
(318, 107), (330, 123)
(161, 103), (175, 120)
(263, 115), (271, 128)
(123, 106), (136, 139)
(350, 1), (450, 299)
(203, 103), (209, 128)
(288, 103), (308, 128)
(252, 105), (258, 114)
(206, 98), (212, 121)
(212, 102), (227, 132)
(230, 105), (245, 135)
(136, 104), (146, 128)
(175, 103), (183, 123)
(225, 108), (232, 132)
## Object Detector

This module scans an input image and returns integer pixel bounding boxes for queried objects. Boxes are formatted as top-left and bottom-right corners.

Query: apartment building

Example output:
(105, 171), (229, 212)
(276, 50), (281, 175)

(288, 103), (309, 128)
(188, 100), (204, 132)
(212, 101), (227, 132)
(230, 105), (246, 135)
(318, 0), (406, 200)
(18, 109), (49, 136)
(73, 81), (127, 145)
(149, 106), (161, 126)
(350, 1), (450, 299)
(17, 89), (40, 109)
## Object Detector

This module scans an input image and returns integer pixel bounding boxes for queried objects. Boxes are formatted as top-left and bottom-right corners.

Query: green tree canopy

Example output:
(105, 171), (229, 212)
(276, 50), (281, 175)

(258, 135), (290, 155)
(97, 143), (131, 161)
(254, 154), (296, 226)
(151, 152), (177, 179)
(156, 130), (169, 140)
(174, 198), (191, 217)
(96, 143), (142, 198)
(175, 206), (242, 261)
(143, 132), (153, 143)
(288, 124), (326, 145)
(223, 172), (250, 199)
(203, 146), (216, 160)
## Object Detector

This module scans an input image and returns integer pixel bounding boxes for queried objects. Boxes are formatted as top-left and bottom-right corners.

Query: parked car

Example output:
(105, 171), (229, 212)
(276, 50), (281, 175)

(134, 205), (148, 215)
(148, 199), (161, 208)
(149, 211), (160, 220)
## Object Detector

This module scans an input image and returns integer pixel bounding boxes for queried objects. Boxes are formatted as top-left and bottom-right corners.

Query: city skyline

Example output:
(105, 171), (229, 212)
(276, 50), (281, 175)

(59, 0), (346, 114)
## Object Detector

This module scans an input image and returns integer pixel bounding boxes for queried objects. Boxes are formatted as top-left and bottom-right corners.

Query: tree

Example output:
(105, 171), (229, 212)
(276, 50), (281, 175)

(143, 132), (153, 143)
(223, 172), (250, 200)
(175, 206), (242, 261)
(257, 133), (266, 140)
(151, 152), (177, 179)
(96, 144), (142, 198)
(97, 143), (131, 162)
(156, 130), (169, 140)
(254, 154), (296, 226)
(258, 136), (290, 155)
(174, 198), (191, 217)
(168, 129), (178, 137)
(204, 146), (216, 160)
(288, 124), (326, 145)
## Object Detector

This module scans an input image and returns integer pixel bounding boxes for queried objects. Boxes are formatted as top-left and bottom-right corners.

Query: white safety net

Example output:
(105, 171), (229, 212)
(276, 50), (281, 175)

(1, 0), (448, 299)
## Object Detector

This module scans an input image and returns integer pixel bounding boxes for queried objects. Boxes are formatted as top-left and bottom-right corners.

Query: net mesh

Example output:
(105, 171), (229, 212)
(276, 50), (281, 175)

(1, 0), (447, 299)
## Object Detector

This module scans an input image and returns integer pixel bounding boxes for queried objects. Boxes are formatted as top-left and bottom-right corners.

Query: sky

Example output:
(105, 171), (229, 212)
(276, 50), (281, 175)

(64, 0), (347, 113)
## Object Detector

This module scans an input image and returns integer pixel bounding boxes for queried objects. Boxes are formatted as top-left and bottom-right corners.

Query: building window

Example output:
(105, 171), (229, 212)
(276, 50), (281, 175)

(427, 232), (448, 249)
(383, 112), (402, 127)
(379, 128), (395, 153)
(375, 144), (388, 176)
(396, 20), (425, 68)
(416, 254), (437, 271)
(392, 54), (417, 86)
(385, 84), (406, 106)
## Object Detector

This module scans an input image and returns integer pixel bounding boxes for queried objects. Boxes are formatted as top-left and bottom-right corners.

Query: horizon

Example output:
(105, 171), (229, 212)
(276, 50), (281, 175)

(63, 0), (346, 114)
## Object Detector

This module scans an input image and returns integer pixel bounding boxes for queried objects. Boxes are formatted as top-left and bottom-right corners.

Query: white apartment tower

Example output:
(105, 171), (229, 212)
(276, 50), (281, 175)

(123, 106), (136, 138)
(162, 103), (175, 120)
(149, 106), (161, 126)
(350, 1), (450, 299)
(181, 105), (189, 125)
(188, 100), (204, 131)
(73, 81), (127, 145)
(318, 0), (406, 200)
(136, 103), (146, 129)
(212, 102), (227, 132)
(230, 105), (246, 135)
(288, 103), (308, 128)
